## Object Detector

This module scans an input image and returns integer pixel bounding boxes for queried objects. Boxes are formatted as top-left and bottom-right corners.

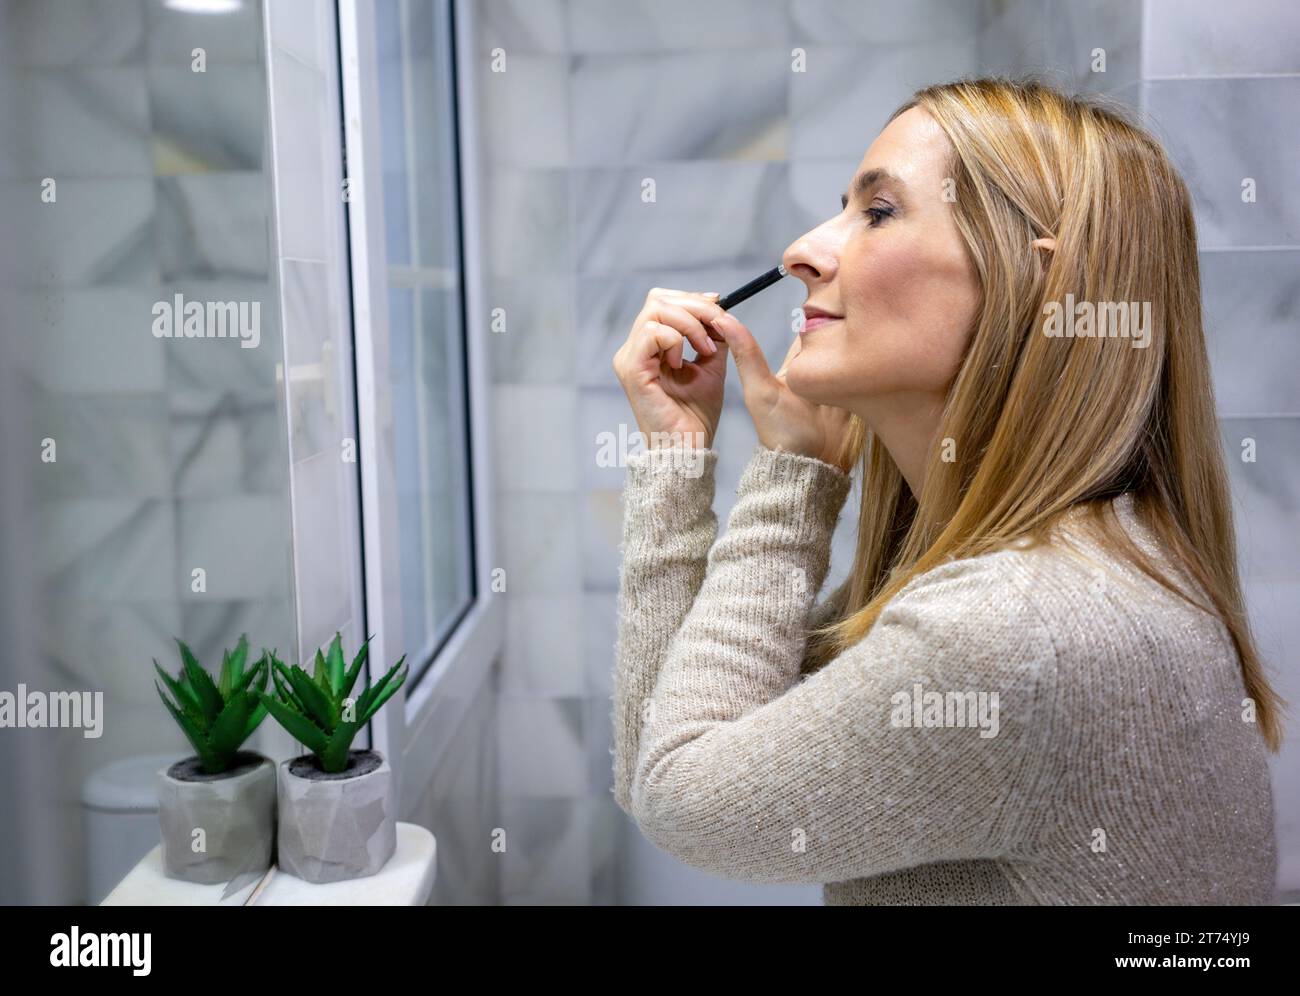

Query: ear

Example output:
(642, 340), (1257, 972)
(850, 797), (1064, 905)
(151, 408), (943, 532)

(1031, 236), (1057, 252)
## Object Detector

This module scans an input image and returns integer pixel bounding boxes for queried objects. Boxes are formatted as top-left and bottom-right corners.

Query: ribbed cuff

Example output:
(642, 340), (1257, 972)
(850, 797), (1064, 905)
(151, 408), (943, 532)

(736, 444), (852, 541)
(623, 446), (718, 535)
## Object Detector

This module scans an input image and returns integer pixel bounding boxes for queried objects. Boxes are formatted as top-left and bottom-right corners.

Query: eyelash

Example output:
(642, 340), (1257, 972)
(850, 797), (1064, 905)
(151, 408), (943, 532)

(841, 195), (894, 226)
(863, 206), (894, 226)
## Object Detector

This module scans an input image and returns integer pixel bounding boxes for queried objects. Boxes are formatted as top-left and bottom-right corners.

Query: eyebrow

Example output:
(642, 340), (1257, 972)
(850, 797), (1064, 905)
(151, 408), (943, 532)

(840, 168), (904, 208)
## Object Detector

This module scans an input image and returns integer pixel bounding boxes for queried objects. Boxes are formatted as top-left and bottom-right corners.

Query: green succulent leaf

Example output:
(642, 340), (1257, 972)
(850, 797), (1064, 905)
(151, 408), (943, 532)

(325, 633), (346, 698)
(154, 659), (204, 727)
(315, 667), (333, 701)
(311, 645), (334, 700)
(232, 654), (267, 697)
(357, 657), (408, 725)
(286, 664), (339, 732)
(241, 698), (269, 742)
(270, 657), (308, 715)
(340, 636), (371, 700)
(156, 681), (208, 759)
(208, 690), (256, 763)
(217, 634), (250, 699)
(321, 722), (361, 773)
(257, 692), (329, 755)
(250, 652), (271, 695)
(176, 639), (222, 723)
(253, 638), (409, 771)
(157, 636), (282, 772)
(228, 633), (249, 677)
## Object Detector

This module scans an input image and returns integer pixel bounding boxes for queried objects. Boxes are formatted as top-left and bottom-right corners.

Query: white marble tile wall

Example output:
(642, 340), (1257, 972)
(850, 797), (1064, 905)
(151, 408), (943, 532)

(1, 0), (294, 903)
(980, 0), (1141, 96)
(407, 668), (504, 904)
(1132, 0), (1300, 900)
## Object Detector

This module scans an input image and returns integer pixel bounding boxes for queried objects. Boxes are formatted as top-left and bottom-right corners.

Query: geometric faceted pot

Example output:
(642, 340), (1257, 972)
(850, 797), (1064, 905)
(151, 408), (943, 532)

(275, 748), (396, 884)
(156, 750), (276, 884)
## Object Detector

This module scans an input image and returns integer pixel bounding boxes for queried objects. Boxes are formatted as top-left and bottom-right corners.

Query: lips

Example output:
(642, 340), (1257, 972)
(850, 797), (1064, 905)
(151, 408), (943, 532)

(800, 312), (842, 335)
(801, 307), (842, 333)
(803, 315), (840, 330)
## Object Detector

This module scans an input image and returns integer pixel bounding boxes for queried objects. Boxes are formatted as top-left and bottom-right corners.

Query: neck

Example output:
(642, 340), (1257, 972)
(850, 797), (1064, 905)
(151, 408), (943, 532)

(847, 390), (947, 499)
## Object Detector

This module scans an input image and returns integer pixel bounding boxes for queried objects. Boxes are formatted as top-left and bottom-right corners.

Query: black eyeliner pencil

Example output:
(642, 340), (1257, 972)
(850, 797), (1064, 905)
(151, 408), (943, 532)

(717, 264), (788, 311)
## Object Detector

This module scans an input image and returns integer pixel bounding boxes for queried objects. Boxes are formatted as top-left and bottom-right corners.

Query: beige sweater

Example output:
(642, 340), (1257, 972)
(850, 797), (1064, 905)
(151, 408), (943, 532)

(612, 443), (1277, 905)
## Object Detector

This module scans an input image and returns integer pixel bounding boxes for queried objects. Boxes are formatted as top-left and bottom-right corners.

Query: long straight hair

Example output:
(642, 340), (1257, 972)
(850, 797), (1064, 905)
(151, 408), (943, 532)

(805, 77), (1287, 752)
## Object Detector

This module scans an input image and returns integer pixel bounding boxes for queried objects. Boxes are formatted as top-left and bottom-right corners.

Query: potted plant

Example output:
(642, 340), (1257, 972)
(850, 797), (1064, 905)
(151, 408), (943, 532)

(153, 634), (276, 884)
(258, 633), (408, 883)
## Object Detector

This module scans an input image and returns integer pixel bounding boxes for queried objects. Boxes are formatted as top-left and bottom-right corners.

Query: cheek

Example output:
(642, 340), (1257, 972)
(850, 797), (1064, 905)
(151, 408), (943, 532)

(840, 239), (977, 388)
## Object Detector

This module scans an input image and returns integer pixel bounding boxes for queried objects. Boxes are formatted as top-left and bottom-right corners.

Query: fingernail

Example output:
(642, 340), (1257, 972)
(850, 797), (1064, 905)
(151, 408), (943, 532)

(704, 336), (717, 354)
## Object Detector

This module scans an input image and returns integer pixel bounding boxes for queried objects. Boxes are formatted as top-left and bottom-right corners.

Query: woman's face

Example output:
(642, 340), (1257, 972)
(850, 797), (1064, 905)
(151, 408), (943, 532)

(781, 107), (981, 413)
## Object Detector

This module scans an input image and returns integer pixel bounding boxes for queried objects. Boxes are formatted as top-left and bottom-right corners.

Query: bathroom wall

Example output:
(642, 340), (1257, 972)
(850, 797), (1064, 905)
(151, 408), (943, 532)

(0, 0), (295, 904)
(0, 0), (36, 902)
(980, 0), (1140, 95)
(1131, 0), (1300, 897)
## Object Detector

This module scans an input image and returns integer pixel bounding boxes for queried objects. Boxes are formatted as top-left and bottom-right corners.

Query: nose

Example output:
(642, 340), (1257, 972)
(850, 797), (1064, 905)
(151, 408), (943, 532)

(781, 219), (840, 289)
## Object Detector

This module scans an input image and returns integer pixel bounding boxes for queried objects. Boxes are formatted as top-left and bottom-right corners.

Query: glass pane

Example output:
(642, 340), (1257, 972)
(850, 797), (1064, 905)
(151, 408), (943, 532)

(375, 0), (474, 679)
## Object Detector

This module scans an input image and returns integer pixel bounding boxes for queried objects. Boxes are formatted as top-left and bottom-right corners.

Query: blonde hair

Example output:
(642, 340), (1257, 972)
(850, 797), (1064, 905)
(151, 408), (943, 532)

(806, 77), (1287, 752)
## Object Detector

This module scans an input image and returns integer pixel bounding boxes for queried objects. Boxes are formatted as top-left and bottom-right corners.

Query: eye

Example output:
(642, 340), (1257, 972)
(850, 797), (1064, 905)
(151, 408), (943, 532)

(841, 193), (896, 225)
(863, 205), (895, 226)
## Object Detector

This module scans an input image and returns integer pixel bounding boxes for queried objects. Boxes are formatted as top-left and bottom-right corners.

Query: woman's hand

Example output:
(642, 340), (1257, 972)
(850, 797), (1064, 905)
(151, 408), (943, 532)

(612, 288), (728, 449)
(711, 311), (853, 472)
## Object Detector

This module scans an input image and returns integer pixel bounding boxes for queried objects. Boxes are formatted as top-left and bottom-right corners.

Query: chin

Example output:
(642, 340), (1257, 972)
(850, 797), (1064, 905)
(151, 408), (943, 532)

(784, 356), (836, 406)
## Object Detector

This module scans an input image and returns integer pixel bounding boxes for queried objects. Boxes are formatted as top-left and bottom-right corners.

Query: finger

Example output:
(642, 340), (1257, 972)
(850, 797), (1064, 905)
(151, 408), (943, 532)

(663, 331), (684, 369)
(643, 320), (684, 369)
(646, 287), (719, 305)
(633, 320), (683, 365)
(711, 312), (775, 392)
(774, 333), (802, 379)
(680, 293), (728, 332)
(653, 291), (727, 339)
(638, 290), (726, 342)
(650, 300), (719, 356)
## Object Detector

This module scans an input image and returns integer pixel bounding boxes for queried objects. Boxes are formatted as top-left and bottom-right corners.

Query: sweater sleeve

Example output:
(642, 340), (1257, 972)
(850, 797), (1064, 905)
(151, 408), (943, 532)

(611, 445), (720, 815)
(628, 445), (1059, 884)
(800, 577), (850, 678)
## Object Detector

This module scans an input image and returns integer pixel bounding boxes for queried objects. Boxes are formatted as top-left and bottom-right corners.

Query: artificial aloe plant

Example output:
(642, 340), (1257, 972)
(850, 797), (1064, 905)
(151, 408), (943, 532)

(257, 633), (408, 774)
(154, 634), (271, 775)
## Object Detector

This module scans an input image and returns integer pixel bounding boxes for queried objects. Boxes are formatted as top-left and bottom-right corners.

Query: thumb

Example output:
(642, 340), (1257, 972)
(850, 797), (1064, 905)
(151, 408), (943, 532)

(711, 313), (775, 393)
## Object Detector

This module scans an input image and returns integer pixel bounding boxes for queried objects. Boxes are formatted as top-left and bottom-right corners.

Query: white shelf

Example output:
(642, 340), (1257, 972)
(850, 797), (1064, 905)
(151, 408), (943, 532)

(102, 822), (436, 907)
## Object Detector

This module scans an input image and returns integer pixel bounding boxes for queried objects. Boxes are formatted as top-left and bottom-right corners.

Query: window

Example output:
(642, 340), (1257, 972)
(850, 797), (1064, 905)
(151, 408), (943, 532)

(373, 0), (474, 685)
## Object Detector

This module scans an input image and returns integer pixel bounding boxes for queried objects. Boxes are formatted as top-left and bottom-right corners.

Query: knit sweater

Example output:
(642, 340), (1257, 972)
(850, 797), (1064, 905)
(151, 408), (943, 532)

(612, 443), (1278, 905)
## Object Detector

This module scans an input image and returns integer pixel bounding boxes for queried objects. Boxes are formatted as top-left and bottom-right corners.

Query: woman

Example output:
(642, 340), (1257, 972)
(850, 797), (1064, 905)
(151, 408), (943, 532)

(609, 77), (1283, 905)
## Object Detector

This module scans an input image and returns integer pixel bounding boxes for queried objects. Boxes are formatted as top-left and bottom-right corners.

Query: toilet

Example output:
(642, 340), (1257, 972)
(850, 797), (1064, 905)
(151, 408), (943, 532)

(81, 753), (180, 905)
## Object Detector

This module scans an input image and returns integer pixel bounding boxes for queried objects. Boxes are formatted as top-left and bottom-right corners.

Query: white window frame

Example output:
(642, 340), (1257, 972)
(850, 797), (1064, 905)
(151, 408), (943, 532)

(337, 0), (501, 812)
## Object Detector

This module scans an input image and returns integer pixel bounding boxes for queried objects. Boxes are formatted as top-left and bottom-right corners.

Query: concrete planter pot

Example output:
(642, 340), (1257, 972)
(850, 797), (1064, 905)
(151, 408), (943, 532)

(156, 751), (276, 884)
(276, 749), (396, 883)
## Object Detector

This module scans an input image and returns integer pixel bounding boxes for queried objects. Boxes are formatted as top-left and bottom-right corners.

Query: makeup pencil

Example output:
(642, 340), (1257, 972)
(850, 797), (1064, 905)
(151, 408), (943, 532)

(717, 264), (788, 311)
